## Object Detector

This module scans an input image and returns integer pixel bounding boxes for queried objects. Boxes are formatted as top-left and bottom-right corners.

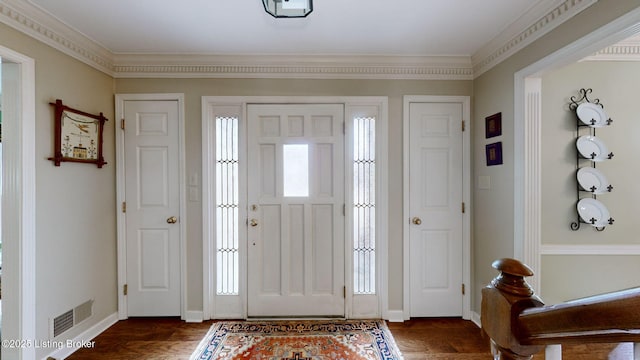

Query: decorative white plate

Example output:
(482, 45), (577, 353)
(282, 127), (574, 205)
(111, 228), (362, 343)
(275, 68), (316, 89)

(577, 167), (611, 194)
(576, 135), (609, 162)
(577, 198), (610, 227)
(576, 102), (609, 127)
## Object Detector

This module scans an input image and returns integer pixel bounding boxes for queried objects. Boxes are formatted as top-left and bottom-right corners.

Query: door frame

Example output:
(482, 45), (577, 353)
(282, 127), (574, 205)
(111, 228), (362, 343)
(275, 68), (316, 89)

(514, 6), (640, 295)
(402, 95), (471, 320)
(0, 45), (37, 360)
(115, 93), (187, 320)
(202, 96), (389, 320)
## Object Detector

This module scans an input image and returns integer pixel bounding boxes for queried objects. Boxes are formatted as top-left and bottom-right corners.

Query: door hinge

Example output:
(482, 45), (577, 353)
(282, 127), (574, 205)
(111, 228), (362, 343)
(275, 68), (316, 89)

(122, 202), (126, 213)
(123, 284), (128, 296)
(343, 204), (346, 216)
(461, 283), (465, 295)
(121, 119), (125, 130)
(343, 122), (346, 134)
(462, 120), (465, 132)
(461, 202), (465, 213)
(343, 286), (346, 298)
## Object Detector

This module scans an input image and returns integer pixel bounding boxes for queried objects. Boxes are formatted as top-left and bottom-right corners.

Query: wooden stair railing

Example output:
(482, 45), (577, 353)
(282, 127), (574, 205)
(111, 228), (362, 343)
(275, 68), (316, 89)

(481, 258), (640, 360)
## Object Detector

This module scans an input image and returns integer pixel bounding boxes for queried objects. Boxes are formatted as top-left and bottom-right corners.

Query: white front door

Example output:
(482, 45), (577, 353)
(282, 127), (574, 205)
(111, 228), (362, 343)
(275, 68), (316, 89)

(409, 102), (463, 317)
(124, 100), (181, 316)
(247, 104), (345, 317)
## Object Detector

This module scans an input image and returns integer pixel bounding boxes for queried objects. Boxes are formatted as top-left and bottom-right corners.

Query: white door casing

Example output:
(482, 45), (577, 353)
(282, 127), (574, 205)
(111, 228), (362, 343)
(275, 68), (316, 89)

(0, 47), (37, 360)
(202, 96), (388, 321)
(404, 96), (470, 319)
(247, 103), (345, 317)
(116, 95), (185, 318)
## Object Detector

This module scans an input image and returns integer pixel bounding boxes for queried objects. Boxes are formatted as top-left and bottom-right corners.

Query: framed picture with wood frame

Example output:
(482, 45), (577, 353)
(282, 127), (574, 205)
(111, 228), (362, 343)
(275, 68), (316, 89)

(48, 99), (108, 168)
(485, 112), (502, 138)
(486, 142), (503, 166)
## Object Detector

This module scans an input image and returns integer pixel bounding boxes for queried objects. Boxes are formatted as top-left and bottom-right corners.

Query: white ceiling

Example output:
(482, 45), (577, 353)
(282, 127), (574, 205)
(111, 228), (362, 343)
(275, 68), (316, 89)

(27, 0), (555, 57)
(2, 0), (613, 78)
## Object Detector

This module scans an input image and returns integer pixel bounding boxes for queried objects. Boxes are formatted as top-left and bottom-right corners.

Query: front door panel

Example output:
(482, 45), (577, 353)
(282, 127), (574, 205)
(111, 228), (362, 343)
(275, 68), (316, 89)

(247, 104), (345, 317)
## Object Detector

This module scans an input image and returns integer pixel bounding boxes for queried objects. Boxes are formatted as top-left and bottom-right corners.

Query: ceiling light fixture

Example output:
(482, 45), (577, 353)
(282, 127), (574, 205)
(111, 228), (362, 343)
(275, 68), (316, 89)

(262, 0), (313, 18)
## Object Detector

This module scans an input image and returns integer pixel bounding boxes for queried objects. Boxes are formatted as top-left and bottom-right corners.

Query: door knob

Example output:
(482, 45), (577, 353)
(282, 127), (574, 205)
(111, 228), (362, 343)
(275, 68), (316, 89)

(412, 217), (422, 225)
(249, 219), (258, 227)
(167, 216), (178, 224)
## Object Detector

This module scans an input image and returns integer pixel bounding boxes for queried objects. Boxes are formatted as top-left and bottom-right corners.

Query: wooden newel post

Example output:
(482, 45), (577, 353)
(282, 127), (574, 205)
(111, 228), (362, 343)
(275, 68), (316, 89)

(481, 258), (545, 360)
(483, 258), (640, 359)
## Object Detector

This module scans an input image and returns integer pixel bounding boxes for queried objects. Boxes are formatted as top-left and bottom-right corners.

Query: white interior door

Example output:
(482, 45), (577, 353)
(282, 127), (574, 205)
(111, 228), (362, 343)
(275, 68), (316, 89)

(247, 104), (345, 317)
(409, 102), (463, 317)
(124, 100), (181, 316)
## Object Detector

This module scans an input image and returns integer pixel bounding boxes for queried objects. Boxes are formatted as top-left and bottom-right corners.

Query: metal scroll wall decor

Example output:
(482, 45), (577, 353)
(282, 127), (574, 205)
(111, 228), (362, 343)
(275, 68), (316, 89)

(570, 88), (614, 231)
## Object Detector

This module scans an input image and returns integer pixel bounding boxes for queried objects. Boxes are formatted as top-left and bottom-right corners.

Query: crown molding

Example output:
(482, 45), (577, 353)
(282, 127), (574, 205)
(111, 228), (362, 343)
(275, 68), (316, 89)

(472, 0), (598, 78)
(0, 0), (598, 79)
(0, 0), (114, 75)
(582, 35), (640, 61)
(111, 54), (474, 80)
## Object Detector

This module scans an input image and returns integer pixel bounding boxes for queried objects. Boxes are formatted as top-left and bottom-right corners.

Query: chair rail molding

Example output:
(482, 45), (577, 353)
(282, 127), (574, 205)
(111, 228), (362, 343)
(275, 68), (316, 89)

(540, 244), (640, 255)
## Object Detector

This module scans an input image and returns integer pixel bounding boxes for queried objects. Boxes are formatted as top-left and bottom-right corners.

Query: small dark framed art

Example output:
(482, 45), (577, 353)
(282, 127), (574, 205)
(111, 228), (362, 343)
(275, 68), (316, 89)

(486, 142), (503, 166)
(48, 99), (108, 168)
(485, 112), (502, 138)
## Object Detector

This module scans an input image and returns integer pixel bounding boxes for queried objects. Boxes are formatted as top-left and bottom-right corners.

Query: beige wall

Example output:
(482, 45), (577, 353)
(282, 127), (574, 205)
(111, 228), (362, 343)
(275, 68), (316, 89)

(0, 23), (116, 358)
(539, 60), (640, 304)
(542, 61), (640, 246)
(472, 0), (640, 312)
(115, 78), (473, 312)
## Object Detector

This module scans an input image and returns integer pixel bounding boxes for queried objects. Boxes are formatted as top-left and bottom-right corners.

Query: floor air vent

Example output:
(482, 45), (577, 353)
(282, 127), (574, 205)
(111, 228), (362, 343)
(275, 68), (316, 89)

(52, 300), (94, 338)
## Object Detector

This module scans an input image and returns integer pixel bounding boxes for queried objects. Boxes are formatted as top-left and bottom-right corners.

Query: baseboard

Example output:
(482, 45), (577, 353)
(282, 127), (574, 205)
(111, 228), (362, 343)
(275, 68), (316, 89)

(185, 310), (204, 323)
(386, 310), (405, 323)
(44, 312), (118, 360)
(470, 311), (481, 328)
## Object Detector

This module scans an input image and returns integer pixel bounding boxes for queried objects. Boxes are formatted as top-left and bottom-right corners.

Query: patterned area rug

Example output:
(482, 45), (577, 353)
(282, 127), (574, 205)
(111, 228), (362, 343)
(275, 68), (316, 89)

(190, 320), (403, 360)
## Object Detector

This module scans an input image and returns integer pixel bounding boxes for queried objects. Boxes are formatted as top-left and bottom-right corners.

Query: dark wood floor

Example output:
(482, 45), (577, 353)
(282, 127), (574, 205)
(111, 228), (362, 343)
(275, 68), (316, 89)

(66, 317), (634, 359)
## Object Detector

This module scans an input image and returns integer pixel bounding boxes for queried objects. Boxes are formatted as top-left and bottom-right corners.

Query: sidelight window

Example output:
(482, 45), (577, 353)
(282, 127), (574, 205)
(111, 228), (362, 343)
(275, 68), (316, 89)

(215, 116), (239, 295)
(353, 116), (376, 295)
